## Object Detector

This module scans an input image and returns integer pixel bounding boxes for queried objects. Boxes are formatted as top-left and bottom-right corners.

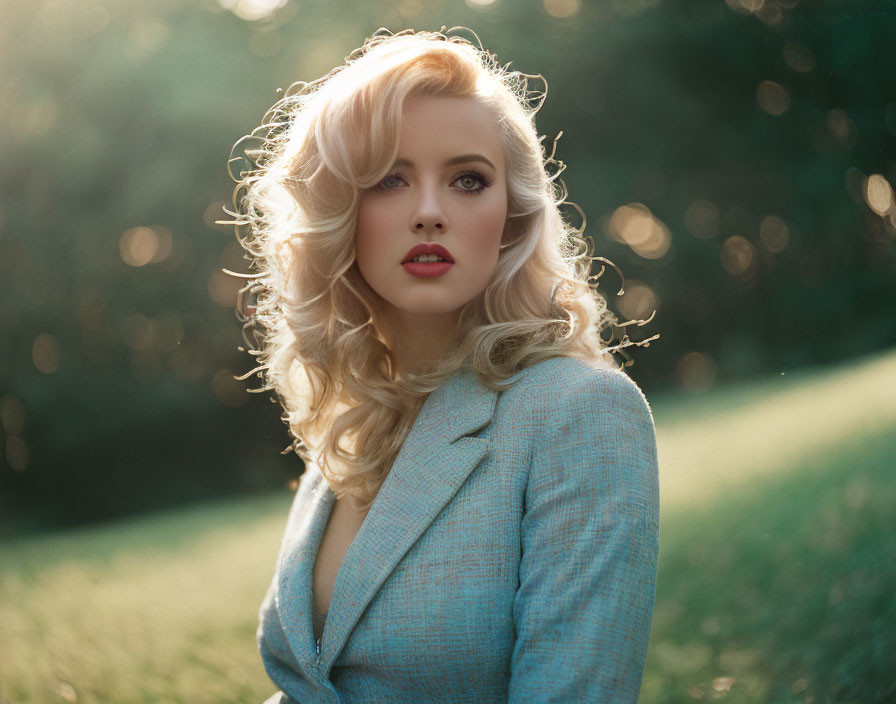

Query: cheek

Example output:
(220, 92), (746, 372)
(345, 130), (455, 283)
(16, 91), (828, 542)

(453, 200), (506, 298)
(462, 198), (507, 259)
(355, 202), (391, 269)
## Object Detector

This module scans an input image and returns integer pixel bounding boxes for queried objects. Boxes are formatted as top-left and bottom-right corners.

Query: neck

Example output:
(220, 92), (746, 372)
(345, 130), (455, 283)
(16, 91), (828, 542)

(382, 309), (461, 377)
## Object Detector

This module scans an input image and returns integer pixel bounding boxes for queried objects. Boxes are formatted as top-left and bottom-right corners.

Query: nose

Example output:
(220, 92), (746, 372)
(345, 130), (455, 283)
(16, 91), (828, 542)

(415, 217), (444, 233)
(411, 182), (447, 234)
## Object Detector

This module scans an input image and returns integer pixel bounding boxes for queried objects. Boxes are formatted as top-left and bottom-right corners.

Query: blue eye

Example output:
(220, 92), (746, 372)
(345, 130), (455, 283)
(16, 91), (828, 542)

(374, 170), (491, 193)
(379, 174), (405, 189)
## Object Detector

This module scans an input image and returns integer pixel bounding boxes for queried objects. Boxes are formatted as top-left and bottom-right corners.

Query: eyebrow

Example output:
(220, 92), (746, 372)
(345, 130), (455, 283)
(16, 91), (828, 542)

(392, 154), (497, 171)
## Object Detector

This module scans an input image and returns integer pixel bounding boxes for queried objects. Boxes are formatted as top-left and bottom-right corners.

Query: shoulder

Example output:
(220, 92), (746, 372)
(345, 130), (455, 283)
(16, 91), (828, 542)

(500, 356), (654, 429)
(507, 357), (659, 515)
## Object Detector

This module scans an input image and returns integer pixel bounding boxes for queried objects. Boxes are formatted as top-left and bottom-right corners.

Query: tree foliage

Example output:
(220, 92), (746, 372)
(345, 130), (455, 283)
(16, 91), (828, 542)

(1, 0), (894, 527)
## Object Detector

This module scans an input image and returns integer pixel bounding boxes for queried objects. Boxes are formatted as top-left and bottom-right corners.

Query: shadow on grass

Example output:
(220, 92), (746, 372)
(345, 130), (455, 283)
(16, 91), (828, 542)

(642, 425), (896, 703)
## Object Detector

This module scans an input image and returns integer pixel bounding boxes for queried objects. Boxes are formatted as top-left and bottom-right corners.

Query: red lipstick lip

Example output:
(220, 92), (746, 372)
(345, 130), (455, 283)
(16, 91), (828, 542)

(401, 243), (455, 264)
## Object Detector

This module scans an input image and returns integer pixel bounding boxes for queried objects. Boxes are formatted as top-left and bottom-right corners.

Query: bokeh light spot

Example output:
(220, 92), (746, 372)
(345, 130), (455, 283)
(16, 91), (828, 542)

(782, 42), (816, 73)
(54, 682), (77, 703)
(119, 226), (173, 267)
(792, 678), (809, 695)
(544, 0), (579, 18)
(607, 203), (672, 259)
(713, 676), (736, 693)
(617, 280), (659, 322)
(756, 80), (790, 116)
(218, 0), (288, 21)
(1, 396), (25, 436)
(5, 436), (29, 472)
(827, 109), (856, 148)
(721, 235), (756, 276)
(759, 215), (789, 253)
(756, 2), (782, 25)
(725, 0), (764, 14)
(864, 174), (895, 216)
(33, 332), (61, 374)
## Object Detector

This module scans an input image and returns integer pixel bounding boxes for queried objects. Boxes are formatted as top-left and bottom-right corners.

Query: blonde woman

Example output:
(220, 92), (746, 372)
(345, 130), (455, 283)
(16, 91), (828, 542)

(229, 28), (659, 704)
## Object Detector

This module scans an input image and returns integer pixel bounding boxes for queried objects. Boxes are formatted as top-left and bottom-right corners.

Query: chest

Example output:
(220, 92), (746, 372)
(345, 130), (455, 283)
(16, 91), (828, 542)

(330, 463), (524, 685)
(312, 495), (370, 614)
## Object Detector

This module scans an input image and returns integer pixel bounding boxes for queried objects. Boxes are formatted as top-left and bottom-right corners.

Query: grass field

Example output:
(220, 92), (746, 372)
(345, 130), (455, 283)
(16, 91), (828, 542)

(2, 350), (895, 703)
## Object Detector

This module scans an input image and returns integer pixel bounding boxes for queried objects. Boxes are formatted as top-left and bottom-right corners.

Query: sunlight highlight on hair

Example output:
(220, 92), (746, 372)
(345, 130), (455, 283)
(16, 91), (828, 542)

(224, 28), (657, 504)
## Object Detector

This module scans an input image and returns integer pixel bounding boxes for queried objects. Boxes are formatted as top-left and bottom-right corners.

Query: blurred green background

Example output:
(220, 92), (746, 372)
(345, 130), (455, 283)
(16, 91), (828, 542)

(1, 0), (894, 702)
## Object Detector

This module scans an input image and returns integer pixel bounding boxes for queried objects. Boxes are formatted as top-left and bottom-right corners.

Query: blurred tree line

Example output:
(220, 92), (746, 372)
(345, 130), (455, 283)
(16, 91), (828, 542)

(1, 0), (894, 530)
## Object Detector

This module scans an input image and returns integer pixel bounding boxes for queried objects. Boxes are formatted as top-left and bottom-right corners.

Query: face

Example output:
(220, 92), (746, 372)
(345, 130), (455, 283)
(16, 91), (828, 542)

(355, 94), (508, 330)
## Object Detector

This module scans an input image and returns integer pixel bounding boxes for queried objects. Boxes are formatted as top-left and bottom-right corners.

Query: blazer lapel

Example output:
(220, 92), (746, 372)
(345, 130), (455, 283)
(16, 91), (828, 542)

(321, 365), (500, 668)
(276, 465), (336, 667)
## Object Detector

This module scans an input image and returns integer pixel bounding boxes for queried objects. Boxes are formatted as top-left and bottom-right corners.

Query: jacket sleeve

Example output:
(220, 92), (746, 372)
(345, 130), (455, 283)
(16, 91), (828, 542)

(508, 368), (660, 703)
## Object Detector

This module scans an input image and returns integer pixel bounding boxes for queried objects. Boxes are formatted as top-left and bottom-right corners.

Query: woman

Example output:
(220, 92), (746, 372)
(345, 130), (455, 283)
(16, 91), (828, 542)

(228, 28), (659, 703)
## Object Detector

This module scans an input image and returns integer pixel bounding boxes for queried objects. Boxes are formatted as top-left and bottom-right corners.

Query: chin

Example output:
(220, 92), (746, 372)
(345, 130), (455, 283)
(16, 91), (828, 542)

(400, 303), (464, 317)
(384, 294), (464, 316)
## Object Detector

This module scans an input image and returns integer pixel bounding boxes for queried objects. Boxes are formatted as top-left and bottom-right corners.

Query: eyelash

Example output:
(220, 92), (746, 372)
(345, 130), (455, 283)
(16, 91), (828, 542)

(377, 170), (492, 195)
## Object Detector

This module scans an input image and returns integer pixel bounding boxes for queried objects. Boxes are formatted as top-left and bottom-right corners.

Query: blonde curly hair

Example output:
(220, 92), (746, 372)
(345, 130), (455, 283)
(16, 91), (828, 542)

(225, 28), (653, 507)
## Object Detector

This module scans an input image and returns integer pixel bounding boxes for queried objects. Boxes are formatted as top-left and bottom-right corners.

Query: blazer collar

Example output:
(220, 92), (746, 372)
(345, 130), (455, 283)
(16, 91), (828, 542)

(276, 364), (501, 673)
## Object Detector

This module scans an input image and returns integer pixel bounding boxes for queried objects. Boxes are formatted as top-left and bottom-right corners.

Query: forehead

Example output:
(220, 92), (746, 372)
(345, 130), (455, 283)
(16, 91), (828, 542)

(397, 95), (505, 167)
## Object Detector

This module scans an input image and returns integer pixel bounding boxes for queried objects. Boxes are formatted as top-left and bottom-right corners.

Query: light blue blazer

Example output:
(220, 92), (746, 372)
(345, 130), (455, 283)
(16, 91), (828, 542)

(258, 356), (660, 703)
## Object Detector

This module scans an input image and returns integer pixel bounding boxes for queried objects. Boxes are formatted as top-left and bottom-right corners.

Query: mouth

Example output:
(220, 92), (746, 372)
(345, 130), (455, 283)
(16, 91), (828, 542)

(401, 258), (453, 279)
(400, 243), (455, 278)
(401, 243), (455, 264)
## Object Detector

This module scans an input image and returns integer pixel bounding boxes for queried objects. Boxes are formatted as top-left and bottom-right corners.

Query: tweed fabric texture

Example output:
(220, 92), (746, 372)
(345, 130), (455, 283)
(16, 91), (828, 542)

(258, 356), (660, 703)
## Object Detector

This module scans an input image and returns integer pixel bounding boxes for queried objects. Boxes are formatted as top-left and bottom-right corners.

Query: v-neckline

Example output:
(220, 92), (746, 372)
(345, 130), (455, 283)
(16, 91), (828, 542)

(306, 478), (336, 645)
(308, 480), (376, 645)
(274, 363), (501, 666)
